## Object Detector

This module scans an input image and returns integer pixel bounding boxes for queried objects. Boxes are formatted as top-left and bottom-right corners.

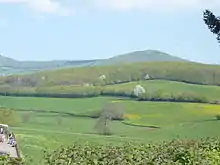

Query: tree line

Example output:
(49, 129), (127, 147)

(1, 61), (220, 87)
(0, 83), (216, 104)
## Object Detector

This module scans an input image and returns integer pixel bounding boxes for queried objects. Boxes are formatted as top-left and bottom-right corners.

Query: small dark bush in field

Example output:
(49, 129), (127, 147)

(216, 115), (220, 120)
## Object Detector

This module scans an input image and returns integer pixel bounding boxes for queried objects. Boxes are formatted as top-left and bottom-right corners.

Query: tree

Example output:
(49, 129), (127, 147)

(203, 10), (220, 43)
(94, 102), (124, 135)
(134, 85), (146, 97)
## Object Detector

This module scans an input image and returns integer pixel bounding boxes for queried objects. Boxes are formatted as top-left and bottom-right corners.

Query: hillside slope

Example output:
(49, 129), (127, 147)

(0, 50), (187, 75)
(93, 50), (187, 66)
(0, 61), (220, 87)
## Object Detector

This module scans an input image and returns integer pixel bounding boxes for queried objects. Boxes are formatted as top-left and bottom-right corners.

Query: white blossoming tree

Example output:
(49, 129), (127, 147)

(133, 85), (146, 97)
(144, 74), (150, 80)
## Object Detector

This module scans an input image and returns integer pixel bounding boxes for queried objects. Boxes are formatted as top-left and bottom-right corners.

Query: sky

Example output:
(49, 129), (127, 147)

(0, 0), (220, 64)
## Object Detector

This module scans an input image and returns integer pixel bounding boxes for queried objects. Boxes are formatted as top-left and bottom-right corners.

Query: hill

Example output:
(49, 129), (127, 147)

(0, 61), (218, 87)
(91, 50), (187, 66)
(0, 50), (187, 75)
(0, 54), (98, 75)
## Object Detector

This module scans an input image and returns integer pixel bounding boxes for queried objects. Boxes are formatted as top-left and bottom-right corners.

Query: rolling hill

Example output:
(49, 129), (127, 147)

(0, 60), (220, 89)
(93, 50), (188, 66)
(0, 50), (187, 75)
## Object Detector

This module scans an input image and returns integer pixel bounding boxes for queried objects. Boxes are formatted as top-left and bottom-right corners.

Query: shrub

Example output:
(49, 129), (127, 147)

(94, 102), (124, 135)
(43, 138), (220, 165)
(216, 115), (220, 120)
(0, 155), (24, 165)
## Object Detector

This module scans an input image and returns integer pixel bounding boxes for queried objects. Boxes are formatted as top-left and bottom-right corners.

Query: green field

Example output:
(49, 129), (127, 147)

(1, 61), (220, 164)
(104, 80), (220, 102)
(0, 96), (220, 163)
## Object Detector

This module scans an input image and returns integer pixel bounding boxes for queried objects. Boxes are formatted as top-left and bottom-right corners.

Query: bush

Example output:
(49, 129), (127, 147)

(0, 155), (24, 165)
(216, 115), (220, 120)
(43, 138), (220, 165)
(94, 102), (124, 135)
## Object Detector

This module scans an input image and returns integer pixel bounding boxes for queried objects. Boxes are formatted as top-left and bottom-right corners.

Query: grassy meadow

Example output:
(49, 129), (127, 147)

(0, 96), (220, 163)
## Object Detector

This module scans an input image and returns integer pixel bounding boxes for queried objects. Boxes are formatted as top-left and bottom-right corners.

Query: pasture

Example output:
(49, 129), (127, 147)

(105, 80), (220, 101)
(1, 96), (220, 164)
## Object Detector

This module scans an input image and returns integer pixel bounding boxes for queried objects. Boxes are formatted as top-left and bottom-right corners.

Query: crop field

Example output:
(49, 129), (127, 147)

(105, 80), (220, 97)
(104, 80), (220, 102)
(0, 95), (219, 164)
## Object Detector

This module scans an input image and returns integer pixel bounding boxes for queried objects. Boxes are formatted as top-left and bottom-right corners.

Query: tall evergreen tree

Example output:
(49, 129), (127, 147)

(203, 10), (220, 43)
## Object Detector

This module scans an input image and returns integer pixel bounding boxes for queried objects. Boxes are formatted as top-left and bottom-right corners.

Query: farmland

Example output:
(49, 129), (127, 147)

(0, 95), (219, 164)
(1, 5), (220, 165)
(1, 62), (220, 164)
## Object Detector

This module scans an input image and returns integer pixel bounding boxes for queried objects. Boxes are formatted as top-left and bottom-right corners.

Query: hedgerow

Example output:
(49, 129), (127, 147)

(43, 138), (220, 165)
(3, 138), (220, 164)
(0, 83), (215, 104)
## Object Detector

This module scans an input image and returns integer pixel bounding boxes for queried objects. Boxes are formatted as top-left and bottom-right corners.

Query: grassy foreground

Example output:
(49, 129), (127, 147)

(0, 96), (219, 164)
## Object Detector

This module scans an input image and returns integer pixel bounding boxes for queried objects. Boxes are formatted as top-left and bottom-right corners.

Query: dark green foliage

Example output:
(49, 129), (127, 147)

(216, 115), (220, 120)
(203, 10), (220, 43)
(43, 138), (220, 165)
(0, 155), (24, 165)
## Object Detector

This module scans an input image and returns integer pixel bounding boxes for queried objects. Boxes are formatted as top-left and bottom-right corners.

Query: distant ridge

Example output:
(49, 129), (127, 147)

(92, 50), (188, 66)
(0, 50), (188, 75)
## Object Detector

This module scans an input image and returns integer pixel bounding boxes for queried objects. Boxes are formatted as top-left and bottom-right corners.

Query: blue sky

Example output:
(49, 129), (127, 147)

(0, 0), (220, 64)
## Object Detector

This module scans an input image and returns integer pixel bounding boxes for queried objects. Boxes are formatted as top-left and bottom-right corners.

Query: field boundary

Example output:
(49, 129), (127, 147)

(121, 121), (160, 129)
(0, 92), (218, 104)
(12, 127), (148, 141)
(104, 78), (220, 87)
